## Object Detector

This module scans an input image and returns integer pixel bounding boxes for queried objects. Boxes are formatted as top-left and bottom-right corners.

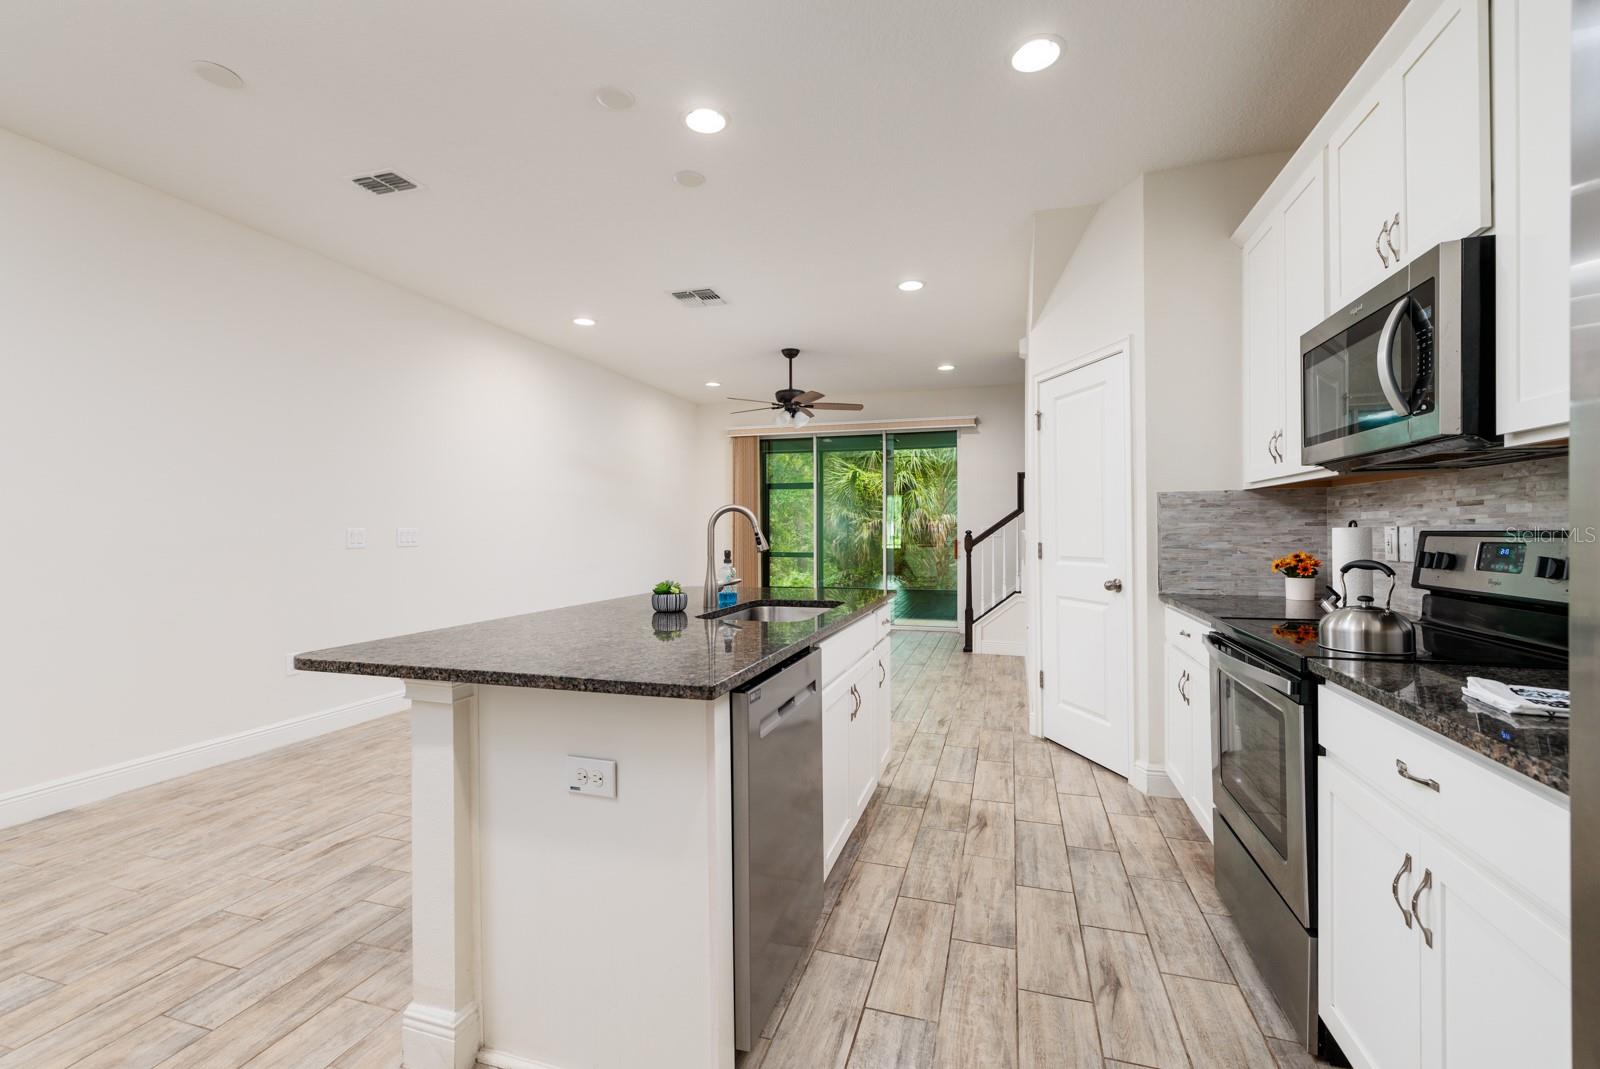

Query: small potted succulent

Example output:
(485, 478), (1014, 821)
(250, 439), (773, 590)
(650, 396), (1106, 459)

(1273, 551), (1322, 601)
(651, 580), (688, 613)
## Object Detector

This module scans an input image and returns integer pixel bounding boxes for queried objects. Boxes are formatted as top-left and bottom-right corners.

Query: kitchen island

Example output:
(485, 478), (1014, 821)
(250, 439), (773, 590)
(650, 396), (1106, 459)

(295, 586), (892, 1069)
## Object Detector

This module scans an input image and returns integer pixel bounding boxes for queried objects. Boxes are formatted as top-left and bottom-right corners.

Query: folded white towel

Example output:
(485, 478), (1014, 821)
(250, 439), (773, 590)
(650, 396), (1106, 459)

(1461, 677), (1569, 718)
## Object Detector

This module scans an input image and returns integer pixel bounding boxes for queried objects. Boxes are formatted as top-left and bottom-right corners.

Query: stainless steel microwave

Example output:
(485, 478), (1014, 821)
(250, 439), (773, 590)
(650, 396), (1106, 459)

(1300, 237), (1505, 471)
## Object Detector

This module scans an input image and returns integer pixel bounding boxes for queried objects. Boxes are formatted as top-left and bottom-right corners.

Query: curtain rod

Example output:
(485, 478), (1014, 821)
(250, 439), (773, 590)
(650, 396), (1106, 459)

(724, 415), (980, 437)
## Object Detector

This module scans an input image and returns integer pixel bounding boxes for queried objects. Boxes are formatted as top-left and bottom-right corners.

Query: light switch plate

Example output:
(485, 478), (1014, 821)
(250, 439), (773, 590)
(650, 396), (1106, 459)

(565, 755), (617, 798)
(1382, 525), (1399, 559)
(396, 527), (420, 548)
(346, 527), (367, 549)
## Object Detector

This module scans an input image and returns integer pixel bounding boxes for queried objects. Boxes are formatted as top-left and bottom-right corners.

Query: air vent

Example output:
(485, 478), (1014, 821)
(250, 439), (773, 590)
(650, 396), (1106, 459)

(351, 171), (419, 195)
(670, 288), (725, 307)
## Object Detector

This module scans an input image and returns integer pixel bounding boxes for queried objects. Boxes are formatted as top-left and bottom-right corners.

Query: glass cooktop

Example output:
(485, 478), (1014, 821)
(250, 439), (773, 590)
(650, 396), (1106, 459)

(1218, 612), (1565, 669)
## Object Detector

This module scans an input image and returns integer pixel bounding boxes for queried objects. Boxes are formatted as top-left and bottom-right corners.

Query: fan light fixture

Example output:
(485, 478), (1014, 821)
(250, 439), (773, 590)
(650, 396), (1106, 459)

(685, 108), (728, 134)
(1011, 35), (1064, 73)
(775, 409), (812, 428)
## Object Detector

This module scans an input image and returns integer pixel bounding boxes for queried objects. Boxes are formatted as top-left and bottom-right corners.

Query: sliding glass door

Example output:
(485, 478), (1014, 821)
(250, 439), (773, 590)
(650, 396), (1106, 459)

(760, 432), (957, 625)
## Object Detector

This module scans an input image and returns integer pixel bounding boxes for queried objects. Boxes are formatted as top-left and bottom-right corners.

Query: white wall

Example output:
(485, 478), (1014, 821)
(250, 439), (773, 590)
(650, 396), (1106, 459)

(1024, 154), (1282, 790)
(0, 128), (702, 818)
(692, 384), (1026, 624)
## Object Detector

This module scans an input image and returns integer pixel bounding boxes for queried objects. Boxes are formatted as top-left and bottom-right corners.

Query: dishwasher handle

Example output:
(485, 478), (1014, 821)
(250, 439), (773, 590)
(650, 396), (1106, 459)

(758, 681), (818, 738)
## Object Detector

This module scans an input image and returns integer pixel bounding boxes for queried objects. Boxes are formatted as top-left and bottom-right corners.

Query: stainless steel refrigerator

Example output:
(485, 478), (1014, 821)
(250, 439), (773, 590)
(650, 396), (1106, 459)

(1572, 2), (1599, 1065)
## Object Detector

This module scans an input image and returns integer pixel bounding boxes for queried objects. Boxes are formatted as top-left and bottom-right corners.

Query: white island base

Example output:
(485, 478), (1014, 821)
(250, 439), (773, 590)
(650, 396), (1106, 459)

(402, 679), (737, 1069)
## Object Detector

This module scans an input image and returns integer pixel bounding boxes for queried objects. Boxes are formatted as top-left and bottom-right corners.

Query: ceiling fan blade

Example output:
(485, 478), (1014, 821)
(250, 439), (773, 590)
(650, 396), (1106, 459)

(807, 402), (864, 411)
(726, 397), (774, 404)
(792, 390), (824, 405)
(729, 406), (775, 414)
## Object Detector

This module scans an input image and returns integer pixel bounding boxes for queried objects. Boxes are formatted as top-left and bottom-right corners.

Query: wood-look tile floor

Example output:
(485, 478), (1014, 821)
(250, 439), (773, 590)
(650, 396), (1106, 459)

(0, 631), (1334, 1068)
(741, 630), (1335, 1069)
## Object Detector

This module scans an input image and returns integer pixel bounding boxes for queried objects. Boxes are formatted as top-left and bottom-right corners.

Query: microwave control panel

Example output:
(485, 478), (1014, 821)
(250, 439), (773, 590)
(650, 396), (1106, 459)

(1414, 529), (1569, 606)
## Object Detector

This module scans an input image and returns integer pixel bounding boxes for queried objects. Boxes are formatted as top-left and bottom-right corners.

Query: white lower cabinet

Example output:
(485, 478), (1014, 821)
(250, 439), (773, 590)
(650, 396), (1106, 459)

(821, 612), (893, 876)
(1162, 609), (1213, 837)
(1318, 686), (1570, 1069)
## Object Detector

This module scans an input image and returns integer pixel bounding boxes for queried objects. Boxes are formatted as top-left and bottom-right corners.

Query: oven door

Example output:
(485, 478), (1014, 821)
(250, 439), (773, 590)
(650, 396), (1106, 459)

(1207, 633), (1312, 926)
(1300, 248), (1443, 467)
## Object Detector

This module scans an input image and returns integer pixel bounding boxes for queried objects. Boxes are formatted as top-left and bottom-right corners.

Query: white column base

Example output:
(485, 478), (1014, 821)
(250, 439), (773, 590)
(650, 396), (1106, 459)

(1129, 760), (1179, 798)
(402, 1001), (482, 1069)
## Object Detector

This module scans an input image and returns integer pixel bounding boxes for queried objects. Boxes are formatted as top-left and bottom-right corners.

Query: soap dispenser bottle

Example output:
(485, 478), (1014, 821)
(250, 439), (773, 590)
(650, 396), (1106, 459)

(718, 550), (739, 609)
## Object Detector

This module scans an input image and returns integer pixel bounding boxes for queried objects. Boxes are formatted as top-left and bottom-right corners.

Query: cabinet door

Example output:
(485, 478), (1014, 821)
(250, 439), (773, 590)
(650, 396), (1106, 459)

(1398, 0), (1491, 261)
(1328, 82), (1404, 307)
(822, 673), (855, 875)
(1318, 758), (1424, 1069)
(1242, 217), (1285, 483)
(1183, 650), (1213, 838)
(1279, 160), (1328, 476)
(1417, 834), (1571, 1069)
(847, 661), (880, 820)
(1163, 645), (1192, 804)
(872, 637), (893, 771)
(1491, 0), (1573, 438)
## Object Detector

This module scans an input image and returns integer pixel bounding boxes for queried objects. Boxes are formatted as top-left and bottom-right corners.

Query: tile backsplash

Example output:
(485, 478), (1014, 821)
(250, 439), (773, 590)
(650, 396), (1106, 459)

(1158, 456), (1569, 613)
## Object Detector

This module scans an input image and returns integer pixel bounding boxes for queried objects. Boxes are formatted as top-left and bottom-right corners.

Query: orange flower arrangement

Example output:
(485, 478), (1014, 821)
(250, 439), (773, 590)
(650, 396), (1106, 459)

(1272, 551), (1322, 578)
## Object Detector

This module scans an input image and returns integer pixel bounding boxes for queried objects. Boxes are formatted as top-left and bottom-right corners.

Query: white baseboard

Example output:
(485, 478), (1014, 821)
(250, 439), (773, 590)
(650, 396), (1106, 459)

(0, 688), (408, 830)
(476, 1048), (566, 1069)
(402, 1002), (482, 1069)
(1129, 760), (1179, 798)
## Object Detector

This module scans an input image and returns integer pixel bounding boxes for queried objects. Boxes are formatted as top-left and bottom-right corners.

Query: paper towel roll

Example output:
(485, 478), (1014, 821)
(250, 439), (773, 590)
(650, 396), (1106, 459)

(1331, 525), (1374, 601)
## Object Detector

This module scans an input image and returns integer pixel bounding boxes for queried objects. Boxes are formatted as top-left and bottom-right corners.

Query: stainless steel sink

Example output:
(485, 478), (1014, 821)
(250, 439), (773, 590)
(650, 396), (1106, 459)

(710, 604), (836, 623)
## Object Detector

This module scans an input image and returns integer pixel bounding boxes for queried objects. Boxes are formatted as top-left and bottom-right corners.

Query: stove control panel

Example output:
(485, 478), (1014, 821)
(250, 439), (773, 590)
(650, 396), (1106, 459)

(1414, 529), (1569, 605)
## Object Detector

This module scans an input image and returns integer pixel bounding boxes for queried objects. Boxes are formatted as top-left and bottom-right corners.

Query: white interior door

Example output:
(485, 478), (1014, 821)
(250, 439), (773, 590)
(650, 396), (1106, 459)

(1036, 350), (1132, 775)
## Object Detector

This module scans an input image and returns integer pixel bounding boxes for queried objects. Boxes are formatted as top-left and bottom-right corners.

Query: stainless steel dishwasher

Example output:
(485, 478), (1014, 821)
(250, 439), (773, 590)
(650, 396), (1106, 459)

(731, 649), (823, 1051)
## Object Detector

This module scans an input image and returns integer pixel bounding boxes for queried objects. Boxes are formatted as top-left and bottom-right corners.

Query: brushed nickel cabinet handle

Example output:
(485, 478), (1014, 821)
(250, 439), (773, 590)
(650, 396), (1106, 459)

(879, 660), (886, 687)
(1179, 629), (1192, 638)
(1386, 212), (1401, 259)
(1410, 867), (1434, 948)
(1396, 759), (1440, 792)
(1391, 852), (1414, 928)
(1377, 221), (1391, 267)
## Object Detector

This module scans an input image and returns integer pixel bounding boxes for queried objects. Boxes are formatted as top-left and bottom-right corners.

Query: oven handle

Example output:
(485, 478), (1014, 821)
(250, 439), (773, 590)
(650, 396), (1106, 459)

(1376, 296), (1413, 417)
(1204, 632), (1299, 700)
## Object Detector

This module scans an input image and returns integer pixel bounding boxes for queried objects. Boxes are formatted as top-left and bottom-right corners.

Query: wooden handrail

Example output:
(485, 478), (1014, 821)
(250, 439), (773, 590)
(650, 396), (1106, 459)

(963, 472), (1024, 652)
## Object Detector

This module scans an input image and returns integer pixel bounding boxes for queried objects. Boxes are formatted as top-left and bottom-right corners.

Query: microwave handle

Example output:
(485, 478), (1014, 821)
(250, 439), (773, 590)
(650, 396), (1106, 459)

(1375, 296), (1413, 417)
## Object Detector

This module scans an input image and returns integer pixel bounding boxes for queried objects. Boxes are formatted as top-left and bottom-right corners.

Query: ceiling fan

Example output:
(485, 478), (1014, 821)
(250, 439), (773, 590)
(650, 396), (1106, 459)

(728, 348), (865, 427)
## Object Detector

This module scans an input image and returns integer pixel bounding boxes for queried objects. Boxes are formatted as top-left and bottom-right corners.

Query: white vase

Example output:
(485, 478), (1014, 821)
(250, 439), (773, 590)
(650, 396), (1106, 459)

(1284, 575), (1317, 601)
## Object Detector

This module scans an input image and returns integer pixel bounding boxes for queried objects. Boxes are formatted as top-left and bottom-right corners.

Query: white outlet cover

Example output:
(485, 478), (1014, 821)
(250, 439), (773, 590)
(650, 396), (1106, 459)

(1382, 526), (1399, 559)
(396, 527), (420, 548)
(346, 527), (367, 549)
(285, 653), (300, 676)
(565, 755), (617, 798)
(1398, 526), (1416, 563)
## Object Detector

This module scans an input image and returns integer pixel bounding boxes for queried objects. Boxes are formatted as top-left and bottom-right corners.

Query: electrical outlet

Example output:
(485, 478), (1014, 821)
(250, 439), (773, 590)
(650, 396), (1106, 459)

(565, 755), (617, 798)
(345, 527), (367, 549)
(1382, 525), (1399, 559)
(285, 653), (300, 677)
(396, 527), (420, 548)
(1398, 526), (1416, 563)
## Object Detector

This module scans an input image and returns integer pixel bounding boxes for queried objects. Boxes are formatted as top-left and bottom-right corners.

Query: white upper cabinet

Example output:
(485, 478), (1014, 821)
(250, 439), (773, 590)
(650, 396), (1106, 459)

(1242, 217), (1285, 484)
(1330, 0), (1490, 309)
(1491, 0), (1573, 441)
(1279, 161), (1328, 474)
(1330, 88), (1406, 306)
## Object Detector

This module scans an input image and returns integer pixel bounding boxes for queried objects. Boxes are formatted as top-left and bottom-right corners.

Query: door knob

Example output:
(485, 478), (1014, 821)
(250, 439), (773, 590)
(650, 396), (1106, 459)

(1103, 579), (1123, 592)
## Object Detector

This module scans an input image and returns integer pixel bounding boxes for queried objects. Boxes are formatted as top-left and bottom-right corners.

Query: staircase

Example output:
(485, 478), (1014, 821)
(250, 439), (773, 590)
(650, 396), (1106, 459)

(962, 472), (1024, 653)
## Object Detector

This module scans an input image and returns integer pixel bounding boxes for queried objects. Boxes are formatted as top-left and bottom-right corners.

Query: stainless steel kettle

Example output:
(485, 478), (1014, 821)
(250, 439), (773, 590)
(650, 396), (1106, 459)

(1318, 559), (1416, 656)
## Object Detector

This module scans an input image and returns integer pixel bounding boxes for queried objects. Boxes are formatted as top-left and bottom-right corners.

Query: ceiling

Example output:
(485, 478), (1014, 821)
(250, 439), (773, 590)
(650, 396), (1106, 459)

(0, 0), (1403, 402)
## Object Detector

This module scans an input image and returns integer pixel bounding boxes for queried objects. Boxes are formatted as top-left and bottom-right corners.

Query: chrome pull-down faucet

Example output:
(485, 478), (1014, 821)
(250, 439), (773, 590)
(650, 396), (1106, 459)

(705, 505), (770, 610)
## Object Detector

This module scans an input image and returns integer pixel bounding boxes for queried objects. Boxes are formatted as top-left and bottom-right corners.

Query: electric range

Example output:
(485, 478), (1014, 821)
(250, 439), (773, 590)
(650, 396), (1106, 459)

(1204, 529), (1570, 1058)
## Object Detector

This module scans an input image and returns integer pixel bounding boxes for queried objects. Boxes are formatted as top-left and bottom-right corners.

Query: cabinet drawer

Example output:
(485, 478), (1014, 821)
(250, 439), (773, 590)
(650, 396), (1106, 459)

(1318, 684), (1569, 918)
(820, 613), (877, 688)
(1164, 608), (1210, 664)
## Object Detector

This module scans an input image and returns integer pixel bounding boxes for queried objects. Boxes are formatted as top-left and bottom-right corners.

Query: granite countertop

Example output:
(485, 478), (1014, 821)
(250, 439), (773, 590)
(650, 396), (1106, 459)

(1159, 591), (1569, 795)
(294, 586), (891, 701)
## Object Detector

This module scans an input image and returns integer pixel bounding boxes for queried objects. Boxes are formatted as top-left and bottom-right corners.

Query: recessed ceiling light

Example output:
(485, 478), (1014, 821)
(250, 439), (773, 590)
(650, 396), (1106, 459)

(898, 280), (925, 292)
(674, 170), (707, 188)
(1010, 35), (1064, 73)
(594, 86), (635, 111)
(705, 381), (721, 388)
(937, 363), (956, 372)
(192, 60), (244, 90)
(684, 108), (728, 134)
(573, 317), (596, 327)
